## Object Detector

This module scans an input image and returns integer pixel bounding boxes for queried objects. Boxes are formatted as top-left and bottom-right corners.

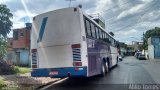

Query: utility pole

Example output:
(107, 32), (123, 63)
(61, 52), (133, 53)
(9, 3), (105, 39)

(66, 0), (76, 7)
(143, 32), (145, 55)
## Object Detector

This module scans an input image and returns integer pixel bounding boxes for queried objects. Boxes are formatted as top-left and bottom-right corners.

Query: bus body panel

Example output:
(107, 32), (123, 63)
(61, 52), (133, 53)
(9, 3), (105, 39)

(37, 45), (73, 68)
(31, 8), (88, 77)
(110, 46), (118, 66)
(31, 67), (87, 77)
(31, 7), (118, 78)
(79, 10), (89, 76)
(83, 14), (119, 77)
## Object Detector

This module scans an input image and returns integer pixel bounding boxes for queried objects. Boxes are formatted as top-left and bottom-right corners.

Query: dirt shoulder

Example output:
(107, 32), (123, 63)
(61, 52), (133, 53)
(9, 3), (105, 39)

(0, 73), (60, 89)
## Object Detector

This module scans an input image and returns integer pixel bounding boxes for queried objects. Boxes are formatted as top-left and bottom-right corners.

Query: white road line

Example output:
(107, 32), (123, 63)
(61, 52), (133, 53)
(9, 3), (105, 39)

(39, 78), (68, 90)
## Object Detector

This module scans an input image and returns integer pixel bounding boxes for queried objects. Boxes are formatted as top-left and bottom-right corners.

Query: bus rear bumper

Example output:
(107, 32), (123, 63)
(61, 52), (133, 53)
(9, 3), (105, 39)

(31, 67), (87, 78)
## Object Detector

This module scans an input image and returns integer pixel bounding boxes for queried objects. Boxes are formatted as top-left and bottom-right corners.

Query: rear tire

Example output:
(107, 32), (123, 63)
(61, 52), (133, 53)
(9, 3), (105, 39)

(116, 56), (119, 66)
(102, 64), (105, 76)
(100, 63), (108, 77)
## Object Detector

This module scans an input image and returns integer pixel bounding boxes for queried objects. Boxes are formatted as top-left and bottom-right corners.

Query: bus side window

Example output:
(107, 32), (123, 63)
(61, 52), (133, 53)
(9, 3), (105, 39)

(85, 20), (92, 37)
(104, 33), (107, 42)
(109, 37), (111, 43)
(91, 23), (96, 38)
(102, 31), (105, 39)
(95, 27), (99, 39)
(99, 29), (102, 39)
(101, 31), (104, 39)
(111, 38), (114, 46)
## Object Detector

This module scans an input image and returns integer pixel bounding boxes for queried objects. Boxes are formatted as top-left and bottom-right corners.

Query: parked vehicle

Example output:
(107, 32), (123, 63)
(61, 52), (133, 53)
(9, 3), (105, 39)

(119, 56), (123, 61)
(138, 54), (146, 60)
(135, 52), (142, 58)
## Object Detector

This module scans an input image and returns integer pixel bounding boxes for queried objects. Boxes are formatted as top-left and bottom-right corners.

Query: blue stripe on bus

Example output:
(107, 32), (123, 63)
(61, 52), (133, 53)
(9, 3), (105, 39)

(31, 67), (87, 77)
(37, 17), (48, 42)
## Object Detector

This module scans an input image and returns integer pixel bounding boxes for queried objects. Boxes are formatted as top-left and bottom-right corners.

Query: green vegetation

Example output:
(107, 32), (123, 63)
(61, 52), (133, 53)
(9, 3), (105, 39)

(13, 66), (31, 74)
(0, 4), (13, 37)
(0, 77), (6, 88)
(0, 4), (13, 59)
(0, 38), (8, 59)
(143, 27), (160, 49)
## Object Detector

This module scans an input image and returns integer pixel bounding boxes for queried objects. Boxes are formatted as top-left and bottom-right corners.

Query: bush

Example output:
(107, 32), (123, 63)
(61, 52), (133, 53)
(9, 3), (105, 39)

(13, 66), (31, 74)
(0, 78), (6, 88)
(0, 60), (14, 75)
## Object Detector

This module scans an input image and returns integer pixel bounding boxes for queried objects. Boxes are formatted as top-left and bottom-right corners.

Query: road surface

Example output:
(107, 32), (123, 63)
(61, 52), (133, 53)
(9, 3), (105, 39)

(45, 56), (160, 90)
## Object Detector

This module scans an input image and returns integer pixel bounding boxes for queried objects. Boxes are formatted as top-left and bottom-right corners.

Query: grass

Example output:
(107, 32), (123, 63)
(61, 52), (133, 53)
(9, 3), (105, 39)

(0, 77), (6, 88)
(13, 66), (31, 74)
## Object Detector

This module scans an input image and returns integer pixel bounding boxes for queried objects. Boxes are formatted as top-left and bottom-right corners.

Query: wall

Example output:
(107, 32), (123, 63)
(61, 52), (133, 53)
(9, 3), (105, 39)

(12, 28), (30, 49)
(120, 48), (127, 57)
(6, 49), (30, 66)
(20, 50), (30, 66)
(148, 45), (154, 60)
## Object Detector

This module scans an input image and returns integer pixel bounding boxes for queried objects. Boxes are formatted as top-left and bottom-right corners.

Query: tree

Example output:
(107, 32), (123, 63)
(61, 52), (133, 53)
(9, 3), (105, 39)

(143, 27), (160, 49)
(0, 4), (13, 37)
(0, 38), (8, 59)
(0, 4), (13, 59)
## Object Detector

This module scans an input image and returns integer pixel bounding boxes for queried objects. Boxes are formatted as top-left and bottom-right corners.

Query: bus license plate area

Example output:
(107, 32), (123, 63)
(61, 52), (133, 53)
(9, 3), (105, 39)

(49, 71), (58, 75)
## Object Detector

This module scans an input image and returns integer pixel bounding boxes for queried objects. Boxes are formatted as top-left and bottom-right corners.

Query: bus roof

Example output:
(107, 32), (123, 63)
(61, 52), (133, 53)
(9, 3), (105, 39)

(33, 7), (116, 41)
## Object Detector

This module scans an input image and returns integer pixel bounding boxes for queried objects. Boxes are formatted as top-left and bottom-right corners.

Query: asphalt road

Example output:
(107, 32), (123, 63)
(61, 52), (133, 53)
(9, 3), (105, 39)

(45, 56), (160, 90)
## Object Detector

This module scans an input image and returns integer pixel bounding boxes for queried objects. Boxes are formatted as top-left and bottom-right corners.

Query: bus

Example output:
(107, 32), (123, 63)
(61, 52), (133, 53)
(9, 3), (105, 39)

(31, 7), (119, 78)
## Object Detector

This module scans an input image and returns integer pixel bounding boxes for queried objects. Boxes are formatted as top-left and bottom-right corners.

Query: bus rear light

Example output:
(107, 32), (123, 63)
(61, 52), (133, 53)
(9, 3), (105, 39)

(32, 65), (37, 68)
(73, 62), (82, 66)
(31, 48), (38, 68)
(72, 44), (81, 61)
(75, 67), (83, 71)
(72, 44), (81, 48)
(31, 49), (37, 52)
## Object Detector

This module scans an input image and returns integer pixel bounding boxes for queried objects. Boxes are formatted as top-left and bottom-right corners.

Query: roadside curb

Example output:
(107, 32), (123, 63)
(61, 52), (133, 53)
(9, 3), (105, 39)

(35, 78), (62, 90)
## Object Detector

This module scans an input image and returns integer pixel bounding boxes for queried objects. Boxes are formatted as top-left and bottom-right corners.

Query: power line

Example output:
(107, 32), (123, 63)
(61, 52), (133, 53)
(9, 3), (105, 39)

(99, 0), (136, 14)
(66, 0), (76, 7)
(108, 1), (158, 32)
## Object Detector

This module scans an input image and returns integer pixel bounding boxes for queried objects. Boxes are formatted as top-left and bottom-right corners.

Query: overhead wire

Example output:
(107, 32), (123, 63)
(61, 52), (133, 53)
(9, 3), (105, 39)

(111, 1), (158, 32)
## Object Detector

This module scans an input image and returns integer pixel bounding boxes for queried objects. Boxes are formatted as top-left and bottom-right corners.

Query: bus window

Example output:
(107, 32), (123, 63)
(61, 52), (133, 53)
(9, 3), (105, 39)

(109, 37), (111, 43)
(111, 38), (114, 46)
(95, 27), (99, 39)
(104, 33), (107, 39)
(91, 23), (96, 38)
(101, 31), (104, 39)
(103, 33), (107, 42)
(102, 31), (105, 39)
(99, 29), (103, 39)
(85, 20), (92, 37)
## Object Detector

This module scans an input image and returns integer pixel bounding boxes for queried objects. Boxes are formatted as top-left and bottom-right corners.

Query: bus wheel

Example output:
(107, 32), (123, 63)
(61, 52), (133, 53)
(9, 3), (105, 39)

(101, 63), (107, 77)
(105, 63), (109, 73)
(116, 57), (119, 66)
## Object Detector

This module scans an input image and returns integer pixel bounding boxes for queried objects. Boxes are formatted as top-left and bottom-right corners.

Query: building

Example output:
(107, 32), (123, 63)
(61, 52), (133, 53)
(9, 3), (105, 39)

(117, 42), (127, 57)
(148, 36), (160, 59)
(131, 41), (143, 52)
(6, 23), (31, 66)
(126, 45), (135, 56)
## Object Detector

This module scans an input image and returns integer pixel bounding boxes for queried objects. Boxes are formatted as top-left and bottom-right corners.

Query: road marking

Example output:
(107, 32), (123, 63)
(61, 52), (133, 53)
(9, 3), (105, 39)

(39, 78), (68, 90)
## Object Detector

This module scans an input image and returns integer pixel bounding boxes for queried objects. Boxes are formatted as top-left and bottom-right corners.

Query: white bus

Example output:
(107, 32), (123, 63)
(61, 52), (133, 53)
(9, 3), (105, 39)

(31, 7), (119, 78)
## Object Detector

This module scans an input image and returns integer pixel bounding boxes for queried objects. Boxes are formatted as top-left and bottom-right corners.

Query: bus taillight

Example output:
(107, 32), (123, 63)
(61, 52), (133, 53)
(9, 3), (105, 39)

(31, 49), (38, 68)
(73, 62), (82, 66)
(31, 49), (37, 52)
(72, 44), (81, 61)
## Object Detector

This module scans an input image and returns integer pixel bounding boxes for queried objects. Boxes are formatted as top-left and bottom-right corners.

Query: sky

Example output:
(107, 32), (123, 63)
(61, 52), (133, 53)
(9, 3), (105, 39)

(0, 0), (160, 44)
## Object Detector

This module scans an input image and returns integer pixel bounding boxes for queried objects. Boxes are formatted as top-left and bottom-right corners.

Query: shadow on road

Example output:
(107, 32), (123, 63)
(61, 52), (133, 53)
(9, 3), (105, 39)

(48, 76), (129, 90)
